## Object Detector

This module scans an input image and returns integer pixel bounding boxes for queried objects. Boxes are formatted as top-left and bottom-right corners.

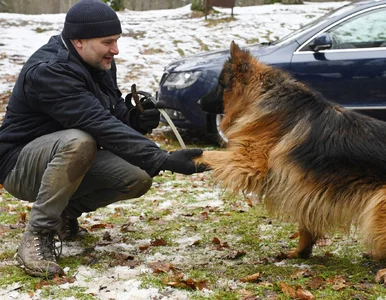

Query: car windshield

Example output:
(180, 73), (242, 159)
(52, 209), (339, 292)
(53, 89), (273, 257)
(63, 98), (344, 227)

(271, 2), (357, 46)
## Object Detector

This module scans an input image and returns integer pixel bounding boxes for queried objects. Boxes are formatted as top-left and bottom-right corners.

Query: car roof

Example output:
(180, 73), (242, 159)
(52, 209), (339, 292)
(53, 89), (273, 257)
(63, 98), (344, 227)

(330, 0), (386, 17)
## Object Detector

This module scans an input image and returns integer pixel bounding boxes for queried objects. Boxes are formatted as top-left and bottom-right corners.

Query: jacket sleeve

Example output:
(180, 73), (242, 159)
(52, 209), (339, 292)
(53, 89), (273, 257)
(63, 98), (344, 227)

(27, 62), (168, 177)
(112, 96), (131, 125)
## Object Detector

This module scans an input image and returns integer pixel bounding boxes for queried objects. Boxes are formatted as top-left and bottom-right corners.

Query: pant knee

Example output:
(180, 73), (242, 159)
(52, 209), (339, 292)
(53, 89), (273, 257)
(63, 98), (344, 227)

(130, 172), (152, 198)
(60, 130), (97, 183)
(117, 170), (152, 199)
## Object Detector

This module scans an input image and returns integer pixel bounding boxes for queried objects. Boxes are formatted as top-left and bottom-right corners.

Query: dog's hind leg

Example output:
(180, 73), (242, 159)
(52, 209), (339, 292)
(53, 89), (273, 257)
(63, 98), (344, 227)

(287, 228), (316, 259)
(361, 194), (386, 283)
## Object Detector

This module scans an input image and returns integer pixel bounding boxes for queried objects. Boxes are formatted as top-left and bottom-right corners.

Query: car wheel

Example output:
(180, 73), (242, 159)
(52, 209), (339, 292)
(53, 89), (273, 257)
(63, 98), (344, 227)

(208, 113), (228, 146)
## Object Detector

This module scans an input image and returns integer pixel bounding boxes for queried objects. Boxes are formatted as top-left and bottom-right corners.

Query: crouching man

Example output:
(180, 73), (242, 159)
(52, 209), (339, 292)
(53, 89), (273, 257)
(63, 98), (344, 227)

(0, 0), (206, 278)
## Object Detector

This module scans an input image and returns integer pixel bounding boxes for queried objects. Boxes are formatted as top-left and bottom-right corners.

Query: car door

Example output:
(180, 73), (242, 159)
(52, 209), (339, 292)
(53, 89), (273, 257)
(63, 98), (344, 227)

(290, 6), (386, 119)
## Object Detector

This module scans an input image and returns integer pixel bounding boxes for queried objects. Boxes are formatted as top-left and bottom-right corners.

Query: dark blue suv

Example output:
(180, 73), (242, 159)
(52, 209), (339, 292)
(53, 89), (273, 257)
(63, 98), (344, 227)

(157, 0), (386, 144)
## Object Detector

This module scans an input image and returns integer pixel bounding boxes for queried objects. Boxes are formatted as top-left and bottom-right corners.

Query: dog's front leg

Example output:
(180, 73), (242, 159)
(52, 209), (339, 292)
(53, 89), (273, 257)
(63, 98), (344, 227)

(193, 150), (226, 168)
(287, 228), (315, 259)
(193, 150), (237, 173)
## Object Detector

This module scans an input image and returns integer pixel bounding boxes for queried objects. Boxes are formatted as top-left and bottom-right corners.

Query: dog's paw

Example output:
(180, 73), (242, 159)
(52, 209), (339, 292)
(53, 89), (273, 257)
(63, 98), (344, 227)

(375, 269), (386, 283)
(274, 250), (300, 260)
(286, 248), (312, 259)
(286, 248), (300, 259)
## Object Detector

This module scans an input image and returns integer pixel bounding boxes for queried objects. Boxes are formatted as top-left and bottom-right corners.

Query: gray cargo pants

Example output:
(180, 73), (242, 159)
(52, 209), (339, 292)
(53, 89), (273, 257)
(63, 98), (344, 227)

(3, 129), (152, 232)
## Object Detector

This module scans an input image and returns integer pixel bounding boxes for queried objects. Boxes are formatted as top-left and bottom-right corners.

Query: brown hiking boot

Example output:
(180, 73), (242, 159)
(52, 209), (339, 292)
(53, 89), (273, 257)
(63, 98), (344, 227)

(16, 229), (64, 278)
(59, 211), (88, 241)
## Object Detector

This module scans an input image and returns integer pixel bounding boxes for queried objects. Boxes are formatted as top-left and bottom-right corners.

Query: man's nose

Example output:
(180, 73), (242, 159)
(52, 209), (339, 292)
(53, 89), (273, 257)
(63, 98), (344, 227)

(111, 42), (119, 55)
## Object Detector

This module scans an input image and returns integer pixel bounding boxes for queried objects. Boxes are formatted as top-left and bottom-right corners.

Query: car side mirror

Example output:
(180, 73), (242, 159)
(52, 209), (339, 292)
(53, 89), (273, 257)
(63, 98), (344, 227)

(310, 33), (332, 52)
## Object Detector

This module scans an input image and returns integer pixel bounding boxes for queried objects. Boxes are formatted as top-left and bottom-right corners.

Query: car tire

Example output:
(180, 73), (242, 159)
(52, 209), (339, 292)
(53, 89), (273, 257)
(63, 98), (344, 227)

(208, 113), (228, 147)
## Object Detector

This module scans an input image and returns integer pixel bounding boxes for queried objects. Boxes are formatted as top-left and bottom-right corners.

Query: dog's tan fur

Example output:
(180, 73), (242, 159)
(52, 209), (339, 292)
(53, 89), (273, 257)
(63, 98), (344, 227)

(195, 42), (386, 282)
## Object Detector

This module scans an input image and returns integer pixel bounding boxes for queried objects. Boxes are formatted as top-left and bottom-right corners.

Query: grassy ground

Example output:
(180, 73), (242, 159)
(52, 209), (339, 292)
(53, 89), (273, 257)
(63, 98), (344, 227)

(1, 127), (386, 299)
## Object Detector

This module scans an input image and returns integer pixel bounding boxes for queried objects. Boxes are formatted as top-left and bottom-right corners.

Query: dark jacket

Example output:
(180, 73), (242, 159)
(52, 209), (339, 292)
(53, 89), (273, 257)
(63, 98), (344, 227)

(0, 35), (169, 182)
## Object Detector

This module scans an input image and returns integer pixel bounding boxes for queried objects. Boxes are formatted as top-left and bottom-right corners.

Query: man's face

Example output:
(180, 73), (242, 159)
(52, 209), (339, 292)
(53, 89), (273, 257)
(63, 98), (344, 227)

(72, 34), (120, 70)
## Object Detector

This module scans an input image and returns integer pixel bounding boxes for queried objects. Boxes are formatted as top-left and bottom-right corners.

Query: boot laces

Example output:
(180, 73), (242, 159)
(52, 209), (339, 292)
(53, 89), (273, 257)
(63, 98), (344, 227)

(33, 231), (62, 261)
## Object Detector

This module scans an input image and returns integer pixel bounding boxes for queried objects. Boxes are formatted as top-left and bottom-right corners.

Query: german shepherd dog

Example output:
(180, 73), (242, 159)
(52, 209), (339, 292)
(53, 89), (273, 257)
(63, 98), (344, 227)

(194, 41), (386, 283)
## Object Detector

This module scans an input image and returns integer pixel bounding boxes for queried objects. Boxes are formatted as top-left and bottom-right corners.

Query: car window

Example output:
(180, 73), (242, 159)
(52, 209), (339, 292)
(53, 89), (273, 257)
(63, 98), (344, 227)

(301, 7), (386, 51)
(328, 7), (386, 49)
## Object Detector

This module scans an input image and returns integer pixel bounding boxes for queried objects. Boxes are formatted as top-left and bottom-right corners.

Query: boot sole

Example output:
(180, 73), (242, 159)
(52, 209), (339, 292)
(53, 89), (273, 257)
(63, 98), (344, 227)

(15, 254), (64, 278)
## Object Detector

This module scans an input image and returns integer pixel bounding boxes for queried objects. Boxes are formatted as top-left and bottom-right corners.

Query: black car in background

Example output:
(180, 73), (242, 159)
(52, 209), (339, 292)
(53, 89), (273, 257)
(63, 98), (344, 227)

(157, 0), (386, 144)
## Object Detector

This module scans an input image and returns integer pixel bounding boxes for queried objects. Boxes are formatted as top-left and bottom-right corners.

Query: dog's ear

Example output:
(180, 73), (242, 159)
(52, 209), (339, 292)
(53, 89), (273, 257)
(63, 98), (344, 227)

(230, 41), (242, 59)
(229, 41), (253, 84)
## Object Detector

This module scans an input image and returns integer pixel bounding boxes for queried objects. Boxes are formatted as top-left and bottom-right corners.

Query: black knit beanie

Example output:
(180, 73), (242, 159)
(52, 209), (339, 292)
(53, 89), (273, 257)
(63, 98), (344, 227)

(62, 0), (122, 39)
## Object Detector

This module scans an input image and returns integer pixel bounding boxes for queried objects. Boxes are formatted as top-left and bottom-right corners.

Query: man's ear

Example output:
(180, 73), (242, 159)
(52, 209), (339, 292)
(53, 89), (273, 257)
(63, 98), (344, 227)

(71, 39), (84, 49)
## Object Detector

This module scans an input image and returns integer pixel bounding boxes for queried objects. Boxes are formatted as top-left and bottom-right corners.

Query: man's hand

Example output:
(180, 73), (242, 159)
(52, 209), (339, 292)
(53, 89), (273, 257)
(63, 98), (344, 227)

(125, 94), (160, 134)
(161, 149), (208, 175)
(136, 98), (160, 133)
